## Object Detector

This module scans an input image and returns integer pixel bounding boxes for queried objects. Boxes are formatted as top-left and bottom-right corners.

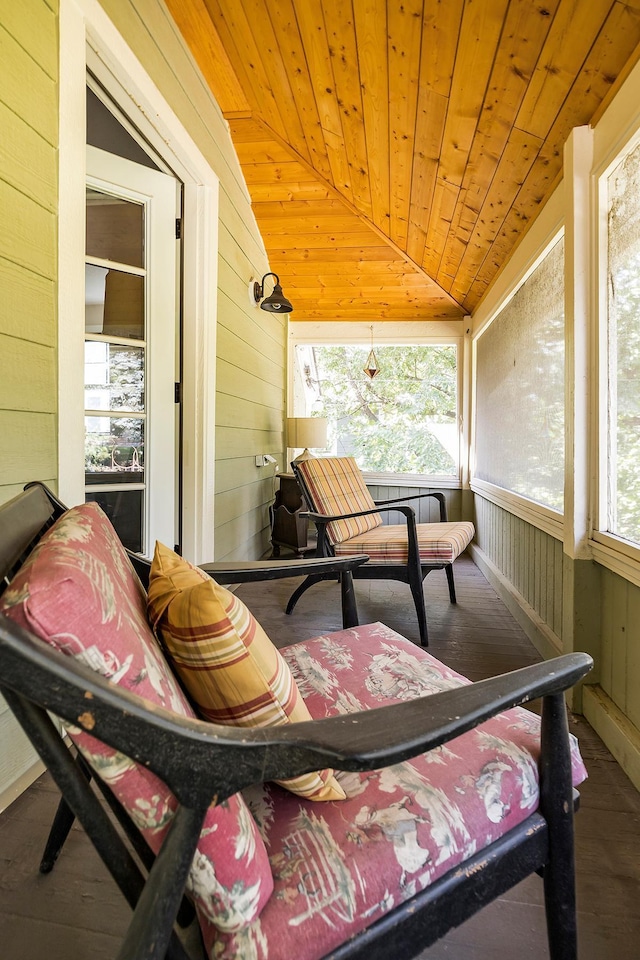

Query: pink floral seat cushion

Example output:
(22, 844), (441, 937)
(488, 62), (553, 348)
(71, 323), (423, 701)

(210, 623), (588, 960)
(0, 502), (273, 934)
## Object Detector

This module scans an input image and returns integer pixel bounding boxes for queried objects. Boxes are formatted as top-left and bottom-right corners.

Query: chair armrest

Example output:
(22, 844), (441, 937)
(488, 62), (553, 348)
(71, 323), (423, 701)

(373, 490), (448, 521)
(199, 555), (369, 583)
(0, 614), (592, 810)
(304, 503), (416, 524)
(304, 504), (420, 566)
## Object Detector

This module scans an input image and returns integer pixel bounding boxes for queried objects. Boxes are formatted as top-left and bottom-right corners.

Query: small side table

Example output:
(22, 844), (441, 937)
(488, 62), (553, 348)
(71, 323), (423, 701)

(270, 473), (311, 557)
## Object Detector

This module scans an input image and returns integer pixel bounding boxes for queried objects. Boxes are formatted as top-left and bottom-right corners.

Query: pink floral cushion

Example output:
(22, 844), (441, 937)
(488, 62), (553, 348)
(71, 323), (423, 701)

(210, 623), (588, 959)
(0, 502), (273, 933)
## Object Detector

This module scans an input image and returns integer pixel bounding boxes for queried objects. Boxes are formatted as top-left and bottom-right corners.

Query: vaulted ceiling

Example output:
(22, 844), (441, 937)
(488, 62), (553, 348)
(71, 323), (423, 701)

(166, 0), (640, 321)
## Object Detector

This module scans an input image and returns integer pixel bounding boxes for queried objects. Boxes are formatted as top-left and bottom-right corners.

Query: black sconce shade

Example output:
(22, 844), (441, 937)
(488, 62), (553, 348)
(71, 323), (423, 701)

(253, 273), (294, 313)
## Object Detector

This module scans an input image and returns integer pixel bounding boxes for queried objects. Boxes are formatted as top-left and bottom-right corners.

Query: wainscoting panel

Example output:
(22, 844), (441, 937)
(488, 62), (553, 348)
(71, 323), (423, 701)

(473, 494), (564, 640)
(367, 484), (463, 523)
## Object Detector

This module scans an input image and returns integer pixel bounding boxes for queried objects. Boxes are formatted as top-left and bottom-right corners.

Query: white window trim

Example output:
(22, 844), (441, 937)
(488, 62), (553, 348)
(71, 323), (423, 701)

(365, 473), (463, 490)
(59, 0), (219, 562)
(590, 51), (640, 582)
(288, 320), (468, 487)
(591, 531), (640, 590)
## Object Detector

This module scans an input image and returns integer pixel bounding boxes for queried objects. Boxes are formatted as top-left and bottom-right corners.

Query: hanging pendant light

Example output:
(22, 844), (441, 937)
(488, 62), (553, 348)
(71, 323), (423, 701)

(363, 325), (381, 379)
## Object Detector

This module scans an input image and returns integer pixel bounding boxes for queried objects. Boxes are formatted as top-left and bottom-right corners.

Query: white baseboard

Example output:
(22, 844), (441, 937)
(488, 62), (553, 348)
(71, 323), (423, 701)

(583, 684), (640, 793)
(0, 759), (46, 814)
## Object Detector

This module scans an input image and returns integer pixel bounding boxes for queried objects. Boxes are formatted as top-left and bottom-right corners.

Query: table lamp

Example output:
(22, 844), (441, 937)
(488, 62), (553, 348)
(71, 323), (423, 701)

(287, 417), (327, 463)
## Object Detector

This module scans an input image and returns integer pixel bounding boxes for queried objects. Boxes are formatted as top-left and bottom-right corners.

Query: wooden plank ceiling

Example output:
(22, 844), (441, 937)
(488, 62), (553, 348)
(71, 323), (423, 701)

(166, 0), (640, 322)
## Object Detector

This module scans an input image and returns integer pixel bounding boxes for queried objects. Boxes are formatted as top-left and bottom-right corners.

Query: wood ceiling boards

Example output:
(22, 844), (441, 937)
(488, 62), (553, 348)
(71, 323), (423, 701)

(167, 0), (640, 322)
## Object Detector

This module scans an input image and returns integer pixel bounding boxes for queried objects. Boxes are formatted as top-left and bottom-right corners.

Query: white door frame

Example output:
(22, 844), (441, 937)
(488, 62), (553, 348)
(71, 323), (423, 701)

(86, 146), (178, 552)
(59, 0), (219, 562)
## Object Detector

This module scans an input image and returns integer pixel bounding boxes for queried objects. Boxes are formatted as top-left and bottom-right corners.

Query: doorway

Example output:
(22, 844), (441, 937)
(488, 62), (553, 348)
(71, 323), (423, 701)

(84, 111), (181, 555)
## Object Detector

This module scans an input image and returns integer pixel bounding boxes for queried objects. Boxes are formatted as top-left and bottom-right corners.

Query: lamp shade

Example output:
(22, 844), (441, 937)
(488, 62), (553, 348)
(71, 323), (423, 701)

(287, 417), (327, 452)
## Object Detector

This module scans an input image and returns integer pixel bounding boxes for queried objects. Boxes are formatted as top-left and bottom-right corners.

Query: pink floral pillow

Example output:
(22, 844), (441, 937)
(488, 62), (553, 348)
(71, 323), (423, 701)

(0, 502), (273, 933)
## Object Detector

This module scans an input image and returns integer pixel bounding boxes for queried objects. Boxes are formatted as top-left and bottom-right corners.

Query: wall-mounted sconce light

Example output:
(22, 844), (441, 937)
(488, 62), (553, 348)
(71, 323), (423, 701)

(253, 272), (294, 313)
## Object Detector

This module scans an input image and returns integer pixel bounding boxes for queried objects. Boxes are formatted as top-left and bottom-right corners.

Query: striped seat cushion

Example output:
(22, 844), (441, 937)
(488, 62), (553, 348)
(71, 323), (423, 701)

(333, 520), (475, 564)
(295, 456), (382, 544)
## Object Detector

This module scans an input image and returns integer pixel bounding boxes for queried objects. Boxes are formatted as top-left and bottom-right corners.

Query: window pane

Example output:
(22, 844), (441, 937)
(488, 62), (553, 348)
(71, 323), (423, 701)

(607, 139), (640, 543)
(85, 489), (143, 553)
(86, 188), (144, 267)
(294, 344), (458, 476)
(475, 239), (565, 511)
(85, 416), (144, 483)
(84, 340), (144, 412)
(85, 263), (145, 340)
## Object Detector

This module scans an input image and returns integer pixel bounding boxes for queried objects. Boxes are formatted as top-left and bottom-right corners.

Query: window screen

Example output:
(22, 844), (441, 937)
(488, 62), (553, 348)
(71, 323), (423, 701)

(475, 238), (564, 511)
(607, 138), (640, 543)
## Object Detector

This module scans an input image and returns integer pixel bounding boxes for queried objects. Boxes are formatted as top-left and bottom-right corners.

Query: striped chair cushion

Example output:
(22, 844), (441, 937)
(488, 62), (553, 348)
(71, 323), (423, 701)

(295, 456), (382, 544)
(147, 542), (345, 802)
(333, 520), (475, 564)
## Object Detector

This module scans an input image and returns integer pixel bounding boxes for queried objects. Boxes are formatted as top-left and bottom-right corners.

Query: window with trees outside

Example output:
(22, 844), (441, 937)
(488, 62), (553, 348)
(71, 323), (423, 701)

(606, 136), (640, 545)
(292, 343), (460, 480)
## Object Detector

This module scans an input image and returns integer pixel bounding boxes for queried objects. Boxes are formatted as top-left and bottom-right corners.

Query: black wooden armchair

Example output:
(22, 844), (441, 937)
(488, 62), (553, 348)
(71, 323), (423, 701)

(0, 483), (592, 960)
(289, 456), (475, 645)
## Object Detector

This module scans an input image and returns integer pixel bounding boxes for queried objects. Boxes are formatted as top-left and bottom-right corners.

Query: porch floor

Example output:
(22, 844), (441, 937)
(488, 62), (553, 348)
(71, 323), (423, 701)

(0, 556), (638, 959)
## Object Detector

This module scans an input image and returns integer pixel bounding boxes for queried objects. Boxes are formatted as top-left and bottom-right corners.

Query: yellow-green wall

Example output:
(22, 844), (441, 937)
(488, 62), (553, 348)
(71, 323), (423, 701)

(0, 0), (59, 807)
(0, 0), (58, 505)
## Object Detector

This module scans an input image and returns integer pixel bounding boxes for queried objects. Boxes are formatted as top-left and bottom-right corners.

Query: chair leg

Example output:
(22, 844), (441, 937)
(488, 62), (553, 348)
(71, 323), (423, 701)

(339, 571), (359, 628)
(445, 564), (457, 603)
(40, 756), (93, 873)
(285, 574), (326, 614)
(39, 795), (78, 873)
(541, 692), (578, 960)
(408, 573), (429, 647)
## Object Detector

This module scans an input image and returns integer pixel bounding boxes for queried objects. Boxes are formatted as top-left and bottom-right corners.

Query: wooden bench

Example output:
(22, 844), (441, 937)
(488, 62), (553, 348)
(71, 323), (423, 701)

(0, 482), (592, 960)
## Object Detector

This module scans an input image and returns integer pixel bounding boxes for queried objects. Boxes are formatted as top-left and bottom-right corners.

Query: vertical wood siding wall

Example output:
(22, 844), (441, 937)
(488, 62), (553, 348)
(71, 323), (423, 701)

(367, 484), (462, 524)
(0, 0), (58, 506)
(0, 0), (59, 805)
(473, 495), (564, 641)
(599, 566), (640, 733)
(99, 0), (286, 562)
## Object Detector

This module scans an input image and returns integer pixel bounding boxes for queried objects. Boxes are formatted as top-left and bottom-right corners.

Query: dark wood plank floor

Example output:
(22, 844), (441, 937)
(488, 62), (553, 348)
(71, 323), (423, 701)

(1, 556), (638, 959)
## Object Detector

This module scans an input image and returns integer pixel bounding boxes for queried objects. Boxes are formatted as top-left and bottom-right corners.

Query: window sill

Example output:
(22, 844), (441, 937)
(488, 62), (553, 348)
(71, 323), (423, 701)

(363, 472), (461, 489)
(591, 532), (640, 589)
(470, 478), (564, 540)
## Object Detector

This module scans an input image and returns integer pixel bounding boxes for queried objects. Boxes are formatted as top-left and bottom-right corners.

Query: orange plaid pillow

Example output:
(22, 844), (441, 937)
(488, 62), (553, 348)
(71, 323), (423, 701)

(147, 542), (345, 802)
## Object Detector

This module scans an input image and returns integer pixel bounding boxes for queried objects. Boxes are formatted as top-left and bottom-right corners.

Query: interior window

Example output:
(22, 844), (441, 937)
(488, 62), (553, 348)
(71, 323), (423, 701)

(84, 188), (147, 553)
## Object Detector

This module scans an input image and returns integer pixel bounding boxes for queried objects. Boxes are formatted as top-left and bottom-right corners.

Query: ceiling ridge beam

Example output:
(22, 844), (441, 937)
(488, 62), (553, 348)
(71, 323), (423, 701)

(249, 115), (464, 311)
